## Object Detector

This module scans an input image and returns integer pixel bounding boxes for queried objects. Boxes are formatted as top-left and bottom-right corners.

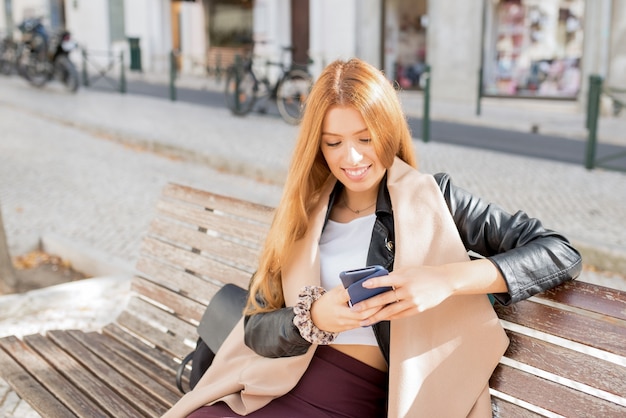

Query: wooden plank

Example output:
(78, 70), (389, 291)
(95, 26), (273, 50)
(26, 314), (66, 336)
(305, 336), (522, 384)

(115, 310), (193, 360)
(1, 335), (108, 417)
(135, 257), (226, 305)
(67, 331), (180, 407)
(0, 345), (79, 418)
(94, 327), (182, 394)
(137, 239), (251, 293)
(148, 218), (261, 270)
(135, 256), (222, 304)
(131, 276), (208, 323)
(495, 299), (626, 357)
(125, 296), (197, 341)
(504, 330), (626, 397)
(536, 280), (626, 321)
(140, 236), (253, 285)
(102, 324), (183, 377)
(46, 330), (168, 418)
(490, 364), (626, 417)
(156, 198), (269, 244)
(491, 397), (542, 418)
(162, 183), (274, 224)
(21, 333), (143, 418)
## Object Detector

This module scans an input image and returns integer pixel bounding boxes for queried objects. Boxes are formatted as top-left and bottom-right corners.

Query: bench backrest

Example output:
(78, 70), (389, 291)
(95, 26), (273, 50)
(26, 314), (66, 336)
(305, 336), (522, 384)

(121, 183), (626, 416)
(114, 183), (272, 367)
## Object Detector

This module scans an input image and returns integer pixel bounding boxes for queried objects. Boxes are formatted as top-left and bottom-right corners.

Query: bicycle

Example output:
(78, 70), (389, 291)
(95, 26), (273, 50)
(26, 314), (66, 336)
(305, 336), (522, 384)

(224, 44), (314, 125)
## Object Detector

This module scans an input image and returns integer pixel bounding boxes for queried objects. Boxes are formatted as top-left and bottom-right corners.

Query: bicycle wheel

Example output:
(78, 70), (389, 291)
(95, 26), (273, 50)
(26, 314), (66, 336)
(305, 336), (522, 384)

(54, 55), (79, 93)
(276, 69), (313, 125)
(224, 65), (257, 116)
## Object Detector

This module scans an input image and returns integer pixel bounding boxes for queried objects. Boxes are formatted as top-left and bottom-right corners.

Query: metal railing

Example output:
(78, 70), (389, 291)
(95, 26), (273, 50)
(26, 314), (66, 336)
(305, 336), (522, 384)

(585, 75), (626, 171)
(81, 48), (126, 93)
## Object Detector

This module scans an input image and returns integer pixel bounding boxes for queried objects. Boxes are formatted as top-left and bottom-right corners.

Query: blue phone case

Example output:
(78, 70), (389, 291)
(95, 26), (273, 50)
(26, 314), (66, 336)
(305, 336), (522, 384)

(339, 265), (392, 306)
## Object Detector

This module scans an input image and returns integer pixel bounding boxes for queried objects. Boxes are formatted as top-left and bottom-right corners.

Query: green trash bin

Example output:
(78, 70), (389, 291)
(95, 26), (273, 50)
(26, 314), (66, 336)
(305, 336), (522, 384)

(128, 37), (142, 71)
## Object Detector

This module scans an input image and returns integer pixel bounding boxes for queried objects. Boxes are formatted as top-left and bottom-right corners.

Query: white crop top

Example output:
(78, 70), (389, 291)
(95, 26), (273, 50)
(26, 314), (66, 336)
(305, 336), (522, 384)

(319, 213), (379, 346)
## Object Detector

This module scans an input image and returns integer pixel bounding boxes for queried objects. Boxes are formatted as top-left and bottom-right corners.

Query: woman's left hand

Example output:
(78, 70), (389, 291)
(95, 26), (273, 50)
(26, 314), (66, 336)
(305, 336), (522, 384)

(351, 265), (456, 326)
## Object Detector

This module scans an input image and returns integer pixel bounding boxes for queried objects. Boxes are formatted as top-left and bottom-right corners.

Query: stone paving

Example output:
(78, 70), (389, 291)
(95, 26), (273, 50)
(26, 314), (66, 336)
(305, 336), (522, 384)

(0, 74), (625, 415)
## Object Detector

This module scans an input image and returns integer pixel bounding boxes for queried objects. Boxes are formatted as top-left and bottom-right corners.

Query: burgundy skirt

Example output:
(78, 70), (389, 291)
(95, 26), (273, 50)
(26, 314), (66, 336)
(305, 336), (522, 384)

(187, 345), (388, 418)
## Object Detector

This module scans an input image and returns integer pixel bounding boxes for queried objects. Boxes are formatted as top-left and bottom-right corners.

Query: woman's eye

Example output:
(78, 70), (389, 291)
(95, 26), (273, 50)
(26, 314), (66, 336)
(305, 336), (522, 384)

(325, 141), (341, 148)
(360, 138), (372, 144)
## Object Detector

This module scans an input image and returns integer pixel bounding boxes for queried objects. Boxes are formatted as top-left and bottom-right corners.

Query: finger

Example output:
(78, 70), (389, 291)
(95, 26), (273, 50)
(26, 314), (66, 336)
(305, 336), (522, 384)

(360, 301), (408, 326)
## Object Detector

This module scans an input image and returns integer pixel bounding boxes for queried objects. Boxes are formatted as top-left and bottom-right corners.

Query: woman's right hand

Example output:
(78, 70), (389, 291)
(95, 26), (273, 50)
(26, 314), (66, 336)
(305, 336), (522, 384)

(309, 285), (384, 333)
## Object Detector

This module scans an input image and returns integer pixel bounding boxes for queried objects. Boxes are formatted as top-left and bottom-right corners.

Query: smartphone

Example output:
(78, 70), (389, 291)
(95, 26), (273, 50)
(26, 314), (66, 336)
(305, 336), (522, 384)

(339, 265), (392, 306)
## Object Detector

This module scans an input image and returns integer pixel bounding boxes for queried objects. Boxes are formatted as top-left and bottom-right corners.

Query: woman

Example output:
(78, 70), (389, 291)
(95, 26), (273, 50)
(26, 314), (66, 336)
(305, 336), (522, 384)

(164, 58), (581, 417)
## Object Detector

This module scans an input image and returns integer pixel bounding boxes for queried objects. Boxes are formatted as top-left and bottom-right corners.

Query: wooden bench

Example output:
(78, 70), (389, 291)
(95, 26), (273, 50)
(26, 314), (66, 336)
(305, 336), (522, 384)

(0, 183), (625, 417)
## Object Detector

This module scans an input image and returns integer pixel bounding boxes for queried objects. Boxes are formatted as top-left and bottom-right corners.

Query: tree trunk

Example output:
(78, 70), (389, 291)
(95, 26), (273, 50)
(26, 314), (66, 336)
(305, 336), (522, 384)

(0, 202), (17, 293)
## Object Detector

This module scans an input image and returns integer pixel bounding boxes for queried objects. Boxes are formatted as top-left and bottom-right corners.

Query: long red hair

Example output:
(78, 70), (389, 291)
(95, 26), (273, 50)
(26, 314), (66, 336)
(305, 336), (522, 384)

(245, 58), (416, 314)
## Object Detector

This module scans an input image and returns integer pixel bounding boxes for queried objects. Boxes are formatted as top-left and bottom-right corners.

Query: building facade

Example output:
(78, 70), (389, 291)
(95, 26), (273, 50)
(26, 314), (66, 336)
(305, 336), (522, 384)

(2, 0), (625, 107)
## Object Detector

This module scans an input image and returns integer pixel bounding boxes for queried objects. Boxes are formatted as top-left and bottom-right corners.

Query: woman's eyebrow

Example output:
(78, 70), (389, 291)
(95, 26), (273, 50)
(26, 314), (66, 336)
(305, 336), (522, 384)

(321, 128), (369, 137)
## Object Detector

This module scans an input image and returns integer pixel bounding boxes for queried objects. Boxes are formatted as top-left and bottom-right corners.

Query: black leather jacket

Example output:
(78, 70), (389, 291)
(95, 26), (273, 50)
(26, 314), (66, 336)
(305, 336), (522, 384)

(244, 173), (582, 364)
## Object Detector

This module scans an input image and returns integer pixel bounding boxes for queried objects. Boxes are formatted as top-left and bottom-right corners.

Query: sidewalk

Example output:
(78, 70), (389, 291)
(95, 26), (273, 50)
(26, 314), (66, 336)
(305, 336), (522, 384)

(129, 70), (626, 146)
(1, 72), (625, 415)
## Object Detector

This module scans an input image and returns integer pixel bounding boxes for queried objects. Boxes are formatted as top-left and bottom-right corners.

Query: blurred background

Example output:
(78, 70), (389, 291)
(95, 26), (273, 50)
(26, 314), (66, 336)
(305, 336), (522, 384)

(1, 0), (625, 105)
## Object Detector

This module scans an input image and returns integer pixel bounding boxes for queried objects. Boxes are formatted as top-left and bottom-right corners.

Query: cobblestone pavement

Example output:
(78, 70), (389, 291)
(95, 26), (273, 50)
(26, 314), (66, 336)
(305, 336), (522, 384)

(0, 75), (625, 415)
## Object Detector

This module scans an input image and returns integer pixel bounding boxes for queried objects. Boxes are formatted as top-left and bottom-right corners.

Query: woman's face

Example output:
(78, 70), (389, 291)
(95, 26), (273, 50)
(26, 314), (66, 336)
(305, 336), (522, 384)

(320, 106), (386, 196)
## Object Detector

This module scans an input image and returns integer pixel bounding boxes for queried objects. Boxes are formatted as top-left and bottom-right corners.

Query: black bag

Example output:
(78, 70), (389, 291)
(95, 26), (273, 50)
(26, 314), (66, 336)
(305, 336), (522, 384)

(176, 283), (248, 393)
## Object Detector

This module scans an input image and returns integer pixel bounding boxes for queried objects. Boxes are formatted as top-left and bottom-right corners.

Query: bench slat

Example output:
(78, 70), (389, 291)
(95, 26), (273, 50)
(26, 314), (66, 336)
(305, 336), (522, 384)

(90, 328), (181, 394)
(491, 364), (626, 417)
(138, 238), (251, 293)
(132, 276), (209, 323)
(149, 217), (261, 270)
(46, 330), (168, 417)
(135, 255), (222, 304)
(504, 330), (626, 398)
(0, 339), (87, 418)
(20, 333), (144, 418)
(68, 331), (180, 406)
(536, 280), (626, 321)
(156, 198), (269, 244)
(162, 183), (274, 224)
(103, 323), (183, 377)
(495, 299), (626, 357)
(491, 397), (542, 418)
(116, 303), (194, 360)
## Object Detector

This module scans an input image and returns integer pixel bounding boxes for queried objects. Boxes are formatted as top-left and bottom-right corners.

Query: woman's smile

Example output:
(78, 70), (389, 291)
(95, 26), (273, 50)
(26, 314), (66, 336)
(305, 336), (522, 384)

(343, 165), (371, 181)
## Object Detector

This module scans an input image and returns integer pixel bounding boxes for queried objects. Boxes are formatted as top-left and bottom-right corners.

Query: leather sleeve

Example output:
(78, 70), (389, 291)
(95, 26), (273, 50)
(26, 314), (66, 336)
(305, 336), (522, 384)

(434, 173), (582, 305)
(243, 301), (311, 358)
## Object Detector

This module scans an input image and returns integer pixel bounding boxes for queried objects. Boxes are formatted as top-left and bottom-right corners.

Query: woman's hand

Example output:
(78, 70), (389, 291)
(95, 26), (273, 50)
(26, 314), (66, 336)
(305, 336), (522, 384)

(352, 260), (507, 326)
(310, 285), (383, 333)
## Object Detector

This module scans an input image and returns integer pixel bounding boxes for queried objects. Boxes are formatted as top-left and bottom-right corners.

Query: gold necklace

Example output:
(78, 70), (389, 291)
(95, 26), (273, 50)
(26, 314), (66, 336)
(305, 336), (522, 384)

(343, 196), (376, 214)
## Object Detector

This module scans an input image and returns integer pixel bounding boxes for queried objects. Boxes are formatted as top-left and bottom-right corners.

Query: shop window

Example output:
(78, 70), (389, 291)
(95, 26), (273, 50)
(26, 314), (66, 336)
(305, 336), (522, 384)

(485, 0), (584, 98)
(391, 0), (428, 90)
(206, 0), (253, 47)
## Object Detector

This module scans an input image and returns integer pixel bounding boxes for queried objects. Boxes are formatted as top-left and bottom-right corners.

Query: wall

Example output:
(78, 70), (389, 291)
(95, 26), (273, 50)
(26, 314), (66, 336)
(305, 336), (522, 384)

(64, 0), (109, 63)
(178, 1), (206, 74)
(309, 0), (357, 75)
(355, 0), (382, 69)
(426, 0), (482, 103)
(608, 0), (626, 88)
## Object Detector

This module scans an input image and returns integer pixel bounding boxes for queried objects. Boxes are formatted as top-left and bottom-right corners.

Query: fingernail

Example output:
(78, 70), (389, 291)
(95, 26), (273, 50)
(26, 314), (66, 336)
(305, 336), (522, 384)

(360, 320), (370, 327)
(362, 280), (372, 288)
(350, 304), (361, 312)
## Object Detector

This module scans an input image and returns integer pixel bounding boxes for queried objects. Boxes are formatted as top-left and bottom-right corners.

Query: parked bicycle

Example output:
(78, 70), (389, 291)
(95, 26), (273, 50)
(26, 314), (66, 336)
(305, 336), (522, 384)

(15, 17), (79, 92)
(224, 43), (313, 125)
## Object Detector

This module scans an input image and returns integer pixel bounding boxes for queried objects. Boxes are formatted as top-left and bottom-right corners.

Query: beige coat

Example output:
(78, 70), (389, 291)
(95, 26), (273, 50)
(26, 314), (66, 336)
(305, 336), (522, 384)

(163, 158), (509, 417)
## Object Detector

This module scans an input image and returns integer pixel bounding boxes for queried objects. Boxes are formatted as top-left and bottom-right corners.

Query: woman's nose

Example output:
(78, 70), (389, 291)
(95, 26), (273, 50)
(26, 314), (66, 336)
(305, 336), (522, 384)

(349, 146), (363, 165)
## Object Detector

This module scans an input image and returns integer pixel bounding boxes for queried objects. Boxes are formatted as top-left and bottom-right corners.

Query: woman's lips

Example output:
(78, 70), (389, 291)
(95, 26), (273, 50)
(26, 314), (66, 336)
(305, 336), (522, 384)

(343, 165), (370, 181)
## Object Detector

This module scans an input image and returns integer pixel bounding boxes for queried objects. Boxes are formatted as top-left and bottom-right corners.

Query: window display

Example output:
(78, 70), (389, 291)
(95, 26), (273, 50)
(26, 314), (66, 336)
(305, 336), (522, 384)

(485, 0), (584, 98)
